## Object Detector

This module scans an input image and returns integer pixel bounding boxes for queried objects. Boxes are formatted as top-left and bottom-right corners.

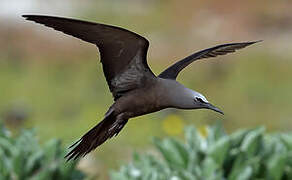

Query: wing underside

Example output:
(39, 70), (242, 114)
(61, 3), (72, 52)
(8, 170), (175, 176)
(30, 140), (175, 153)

(23, 15), (155, 99)
(158, 41), (261, 80)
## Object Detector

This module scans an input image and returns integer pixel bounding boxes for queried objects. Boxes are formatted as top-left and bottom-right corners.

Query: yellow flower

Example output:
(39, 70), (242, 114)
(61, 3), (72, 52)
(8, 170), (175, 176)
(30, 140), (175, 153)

(162, 115), (184, 135)
(198, 125), (208, 138)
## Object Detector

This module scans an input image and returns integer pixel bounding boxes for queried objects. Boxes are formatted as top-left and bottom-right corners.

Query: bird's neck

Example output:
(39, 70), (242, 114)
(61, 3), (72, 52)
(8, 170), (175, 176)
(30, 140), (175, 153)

(157, 78), (195, 109)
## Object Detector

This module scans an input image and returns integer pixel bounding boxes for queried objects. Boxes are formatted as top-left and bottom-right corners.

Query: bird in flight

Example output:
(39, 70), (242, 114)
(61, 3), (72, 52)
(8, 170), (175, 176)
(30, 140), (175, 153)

(23, 15), (260, 161)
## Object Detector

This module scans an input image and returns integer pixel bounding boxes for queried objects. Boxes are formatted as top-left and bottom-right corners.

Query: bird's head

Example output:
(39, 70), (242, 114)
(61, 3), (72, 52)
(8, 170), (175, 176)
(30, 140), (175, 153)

(191, 91), (224, 115)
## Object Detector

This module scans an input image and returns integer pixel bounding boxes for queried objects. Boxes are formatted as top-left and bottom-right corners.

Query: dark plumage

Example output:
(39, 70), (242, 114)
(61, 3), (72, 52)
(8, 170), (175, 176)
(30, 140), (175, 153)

(158, 41), (261, 79)
(23, 15), (260, 161)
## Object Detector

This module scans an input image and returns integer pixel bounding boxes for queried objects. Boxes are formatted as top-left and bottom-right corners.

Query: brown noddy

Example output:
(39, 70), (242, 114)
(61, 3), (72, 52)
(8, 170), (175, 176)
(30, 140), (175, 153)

(22, 15), (260, 161)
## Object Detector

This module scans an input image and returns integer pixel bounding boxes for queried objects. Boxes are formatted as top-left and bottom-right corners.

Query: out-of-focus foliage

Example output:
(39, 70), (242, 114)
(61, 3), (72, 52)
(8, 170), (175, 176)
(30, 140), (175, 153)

(111, 123), (292, 180)
(0, 123), (86, 180)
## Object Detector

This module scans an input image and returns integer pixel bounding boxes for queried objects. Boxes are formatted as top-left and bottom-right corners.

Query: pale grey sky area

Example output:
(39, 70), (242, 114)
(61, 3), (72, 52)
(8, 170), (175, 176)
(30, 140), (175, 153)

(0, 0), (151, 21)
(0, 0), (78, 20)
(1, 0), (35, 17)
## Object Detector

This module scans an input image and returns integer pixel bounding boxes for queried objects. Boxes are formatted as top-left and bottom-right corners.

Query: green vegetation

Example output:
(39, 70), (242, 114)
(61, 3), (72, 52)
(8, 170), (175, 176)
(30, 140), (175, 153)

(0, 123), (86, 180)
(111, 123), (292, 180)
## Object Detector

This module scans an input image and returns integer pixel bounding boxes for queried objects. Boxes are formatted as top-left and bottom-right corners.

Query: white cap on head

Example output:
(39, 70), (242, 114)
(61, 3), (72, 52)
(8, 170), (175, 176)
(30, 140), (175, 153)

(193, 91), (209, 103)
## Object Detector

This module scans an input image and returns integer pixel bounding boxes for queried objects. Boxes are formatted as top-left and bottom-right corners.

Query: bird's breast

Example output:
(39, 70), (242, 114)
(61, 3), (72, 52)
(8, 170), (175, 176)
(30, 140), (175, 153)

(113, 86), (165, 118)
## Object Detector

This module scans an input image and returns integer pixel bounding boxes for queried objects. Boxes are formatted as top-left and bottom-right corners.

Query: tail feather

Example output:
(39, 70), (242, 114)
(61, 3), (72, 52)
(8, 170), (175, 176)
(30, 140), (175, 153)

(65, 112), (128, 161)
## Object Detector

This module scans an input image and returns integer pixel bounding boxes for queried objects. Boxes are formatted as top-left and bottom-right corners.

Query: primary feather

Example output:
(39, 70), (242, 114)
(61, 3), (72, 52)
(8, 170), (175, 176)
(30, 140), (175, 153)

(158, 41), (261, 80)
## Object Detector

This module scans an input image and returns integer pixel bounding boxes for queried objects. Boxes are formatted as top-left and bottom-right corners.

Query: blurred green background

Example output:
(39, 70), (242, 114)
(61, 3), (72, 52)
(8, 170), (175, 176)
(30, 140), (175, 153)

(1, 0), (292, 179)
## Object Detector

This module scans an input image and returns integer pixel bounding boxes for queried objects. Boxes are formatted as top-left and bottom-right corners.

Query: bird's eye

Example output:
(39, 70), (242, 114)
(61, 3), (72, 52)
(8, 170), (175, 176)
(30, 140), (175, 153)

(195, 97), (205, 103)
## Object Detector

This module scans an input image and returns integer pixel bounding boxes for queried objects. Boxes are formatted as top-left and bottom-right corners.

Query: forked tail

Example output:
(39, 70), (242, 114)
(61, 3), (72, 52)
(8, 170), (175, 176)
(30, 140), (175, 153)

(65, 110), (128, 161)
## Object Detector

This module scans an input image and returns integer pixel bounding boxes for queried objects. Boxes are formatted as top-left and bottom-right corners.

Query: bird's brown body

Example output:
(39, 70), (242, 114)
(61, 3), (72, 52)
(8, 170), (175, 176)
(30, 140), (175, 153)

(22, 14), (260, 160)
(114, 87), (162, 118)
(113, 78), (174, 118)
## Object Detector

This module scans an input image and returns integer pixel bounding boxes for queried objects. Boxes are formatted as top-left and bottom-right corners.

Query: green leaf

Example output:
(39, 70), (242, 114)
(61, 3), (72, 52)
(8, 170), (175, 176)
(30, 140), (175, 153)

(229, 129), (250, 148)
(236, 166), (253, 180)
(280, 133), (292, 150)
(265, 153), (286, 180)
(43, 139), (62, 162)
(0, 138), (14, 154)
(207, 136), (230, 166)
(25, 150), (44, 175)
(153, 138), (188, 169)
(240, 127), (265, 157)
(201, 157), (220, 180)
(185, 126), (201, 151)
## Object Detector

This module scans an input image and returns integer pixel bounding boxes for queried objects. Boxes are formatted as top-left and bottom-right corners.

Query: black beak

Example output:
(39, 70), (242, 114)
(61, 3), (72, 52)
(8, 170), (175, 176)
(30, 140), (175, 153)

(205, 103), (224, 115)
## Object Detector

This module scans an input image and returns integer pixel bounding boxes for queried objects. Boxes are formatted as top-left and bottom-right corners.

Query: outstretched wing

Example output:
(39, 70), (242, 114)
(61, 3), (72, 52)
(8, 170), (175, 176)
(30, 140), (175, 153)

(158, 41), (261, 80)
(23, 15), (155, 99)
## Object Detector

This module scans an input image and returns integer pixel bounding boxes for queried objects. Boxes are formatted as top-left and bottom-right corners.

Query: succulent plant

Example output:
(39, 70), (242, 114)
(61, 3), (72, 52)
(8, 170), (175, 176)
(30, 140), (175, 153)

(0, 123), (86, 180)
(111, 123), (292, 180)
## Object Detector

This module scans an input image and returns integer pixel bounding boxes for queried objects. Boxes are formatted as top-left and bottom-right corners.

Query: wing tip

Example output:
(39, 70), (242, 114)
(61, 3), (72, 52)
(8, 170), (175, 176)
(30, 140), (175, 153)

(241, 40), (263, 47)
(255, 40), (263, 43)
(22, 14), (60, 21)
(22, 14), (37, 19)
(231, 40), (263, 49)
(248, 40), (263, 45)
(22, 14), (41, 21)
(22, 14), (30, 19)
